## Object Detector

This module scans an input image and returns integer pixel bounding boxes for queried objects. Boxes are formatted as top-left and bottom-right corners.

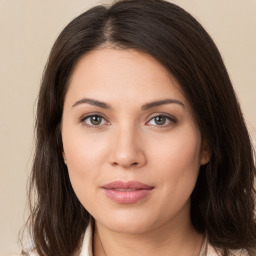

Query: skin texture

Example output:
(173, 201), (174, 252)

(61, 48), (211, 256)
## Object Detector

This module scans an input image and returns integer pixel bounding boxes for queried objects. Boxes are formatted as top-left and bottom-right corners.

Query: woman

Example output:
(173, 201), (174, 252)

(21, 0), (256, 255)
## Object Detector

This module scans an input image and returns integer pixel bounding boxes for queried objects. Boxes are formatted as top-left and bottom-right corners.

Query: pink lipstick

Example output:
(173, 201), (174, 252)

(101, 181), (154, 204)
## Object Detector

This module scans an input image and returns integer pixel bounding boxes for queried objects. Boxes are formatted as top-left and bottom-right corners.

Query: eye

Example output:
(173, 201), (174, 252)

(81, 114), (108, 127)
(146, 114), (176, 126)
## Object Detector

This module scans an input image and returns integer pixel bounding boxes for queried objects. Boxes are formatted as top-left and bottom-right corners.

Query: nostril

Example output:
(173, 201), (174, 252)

(111, 161), (139, 167)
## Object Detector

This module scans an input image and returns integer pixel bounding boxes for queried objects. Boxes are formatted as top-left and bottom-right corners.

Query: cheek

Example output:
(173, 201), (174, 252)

(63, 128), (108, 170)
(150, 126), (201, 165)
(65, 146), (99, 215)
(146, 129), (202, 222)
(149, 127), (202, 191)
(62, 127), (118, 207)
(62, 129), (105, 201)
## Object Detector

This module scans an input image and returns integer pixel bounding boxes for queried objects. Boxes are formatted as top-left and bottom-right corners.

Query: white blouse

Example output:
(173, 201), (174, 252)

(78, 224), (248, 256)
(18, 224), (249, 256)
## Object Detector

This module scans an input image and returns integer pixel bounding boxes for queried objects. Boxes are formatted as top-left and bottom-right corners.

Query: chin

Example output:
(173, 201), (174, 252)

(96, 209), (159, 234)
(106, 221), (153, 234)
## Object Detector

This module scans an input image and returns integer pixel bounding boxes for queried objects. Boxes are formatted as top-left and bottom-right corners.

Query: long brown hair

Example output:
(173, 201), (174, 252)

(22, 0), (256, 255)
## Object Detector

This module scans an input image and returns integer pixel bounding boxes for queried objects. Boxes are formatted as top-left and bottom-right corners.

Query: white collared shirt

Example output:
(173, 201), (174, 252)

(18, 224), (249, 256)
(78, 224), (248, 256)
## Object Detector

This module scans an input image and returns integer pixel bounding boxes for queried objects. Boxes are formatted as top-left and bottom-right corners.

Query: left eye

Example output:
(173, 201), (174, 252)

(81, 115), (107, 126)
(147, 115), (176, 126)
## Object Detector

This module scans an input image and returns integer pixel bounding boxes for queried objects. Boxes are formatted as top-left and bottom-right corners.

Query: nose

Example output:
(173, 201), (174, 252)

(109, 125), (147, 169)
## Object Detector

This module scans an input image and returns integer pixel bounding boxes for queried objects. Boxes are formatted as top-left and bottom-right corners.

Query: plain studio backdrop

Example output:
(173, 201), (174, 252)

(0, 0), (255, 255)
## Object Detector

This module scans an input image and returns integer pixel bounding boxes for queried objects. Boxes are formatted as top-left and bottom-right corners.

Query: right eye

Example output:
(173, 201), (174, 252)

(80, 115), (108, 127)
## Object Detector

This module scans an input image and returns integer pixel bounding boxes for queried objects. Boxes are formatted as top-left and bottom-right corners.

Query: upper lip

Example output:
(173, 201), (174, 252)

(101, 181), (154, 190)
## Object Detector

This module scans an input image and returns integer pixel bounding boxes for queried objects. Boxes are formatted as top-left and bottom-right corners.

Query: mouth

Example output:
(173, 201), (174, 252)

(101, 181), (154, 204)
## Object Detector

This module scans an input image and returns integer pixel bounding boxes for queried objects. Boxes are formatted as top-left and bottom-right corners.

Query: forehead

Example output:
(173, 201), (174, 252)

(65, 48), (187, 107)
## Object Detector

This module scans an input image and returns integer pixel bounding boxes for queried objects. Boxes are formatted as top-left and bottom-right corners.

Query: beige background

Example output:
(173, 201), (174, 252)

(0, 0), (255, 255)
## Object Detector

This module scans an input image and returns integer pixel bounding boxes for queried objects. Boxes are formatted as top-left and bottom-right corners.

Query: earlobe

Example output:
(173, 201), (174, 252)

(200, 140), (211, 165)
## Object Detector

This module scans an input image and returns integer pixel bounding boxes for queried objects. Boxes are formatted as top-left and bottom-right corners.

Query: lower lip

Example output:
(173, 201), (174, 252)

(103, 188), (153, 204)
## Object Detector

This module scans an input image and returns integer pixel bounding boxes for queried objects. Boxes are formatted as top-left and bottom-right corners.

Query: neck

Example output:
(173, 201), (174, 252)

(93, 217), (203, 256)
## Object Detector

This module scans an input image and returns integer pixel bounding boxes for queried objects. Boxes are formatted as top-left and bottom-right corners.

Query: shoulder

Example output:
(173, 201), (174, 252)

(7, 252), (38, 256)
(7, 248), (39, 256)
(207, 243), (251, 256)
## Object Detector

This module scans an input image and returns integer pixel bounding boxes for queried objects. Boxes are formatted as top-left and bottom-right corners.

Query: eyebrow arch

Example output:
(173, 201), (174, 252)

(141, 99), (185, 110)
(72, 98), (111, 109)
(72, 98), (184, 110)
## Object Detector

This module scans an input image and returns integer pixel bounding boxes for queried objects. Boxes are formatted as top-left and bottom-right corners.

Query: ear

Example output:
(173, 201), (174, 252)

(200, 139), (211, 165)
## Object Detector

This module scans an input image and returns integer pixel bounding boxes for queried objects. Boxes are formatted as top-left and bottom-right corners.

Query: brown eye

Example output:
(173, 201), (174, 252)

(154, 116), (167, 125)
(146, 114), (177, 126)
(81, 115), (107, 127)
(90, 115), (103, 125)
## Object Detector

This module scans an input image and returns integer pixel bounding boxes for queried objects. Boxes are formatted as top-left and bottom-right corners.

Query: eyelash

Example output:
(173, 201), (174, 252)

(80, 113), (177, 128)
(146, 113), (177, 127)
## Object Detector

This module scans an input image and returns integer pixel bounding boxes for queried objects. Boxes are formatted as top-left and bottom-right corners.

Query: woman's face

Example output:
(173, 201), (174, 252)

(61, 48), (210, 234)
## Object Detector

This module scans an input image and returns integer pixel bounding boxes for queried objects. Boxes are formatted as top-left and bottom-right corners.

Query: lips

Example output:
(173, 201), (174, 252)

(101, 181), (154, 204)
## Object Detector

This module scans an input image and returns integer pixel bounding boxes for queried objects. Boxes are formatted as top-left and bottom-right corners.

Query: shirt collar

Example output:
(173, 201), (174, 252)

(79, 222), (216, 256)
(79, 222), (93, 256)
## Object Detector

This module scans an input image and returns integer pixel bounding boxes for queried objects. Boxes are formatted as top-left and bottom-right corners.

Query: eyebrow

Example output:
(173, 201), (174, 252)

(72, 98), (111, 109)
(72, 97), (184, 110)
(141, 99), (185, 110)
